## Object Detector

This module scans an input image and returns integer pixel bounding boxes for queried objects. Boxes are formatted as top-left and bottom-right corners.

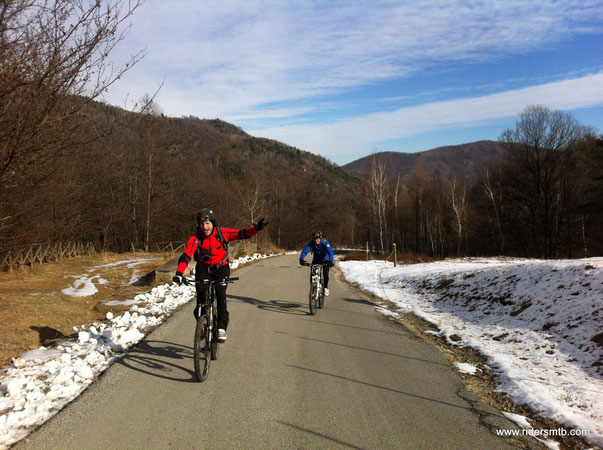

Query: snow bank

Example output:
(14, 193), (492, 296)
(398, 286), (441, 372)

(340, 257), (603, 447)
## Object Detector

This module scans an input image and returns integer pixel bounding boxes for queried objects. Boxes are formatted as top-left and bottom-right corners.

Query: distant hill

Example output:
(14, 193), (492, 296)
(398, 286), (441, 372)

(342, 140), (503, 183)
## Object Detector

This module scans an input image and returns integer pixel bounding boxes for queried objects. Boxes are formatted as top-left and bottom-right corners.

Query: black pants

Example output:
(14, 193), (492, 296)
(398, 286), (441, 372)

(195, 263), (230, 330)
(310, 264), (330, 289)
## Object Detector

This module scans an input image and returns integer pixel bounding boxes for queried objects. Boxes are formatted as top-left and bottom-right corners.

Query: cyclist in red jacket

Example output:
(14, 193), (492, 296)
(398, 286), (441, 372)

(173, 208), (268, 342)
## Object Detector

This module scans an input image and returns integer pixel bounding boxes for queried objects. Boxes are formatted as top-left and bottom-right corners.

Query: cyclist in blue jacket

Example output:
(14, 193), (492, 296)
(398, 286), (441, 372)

(299, 230), (335, 295)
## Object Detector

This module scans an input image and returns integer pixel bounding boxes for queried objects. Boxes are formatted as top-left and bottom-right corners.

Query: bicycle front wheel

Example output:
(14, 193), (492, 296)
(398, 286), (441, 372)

(309, 285), (318, 315)
(210, 317), (219, 360)
(193, 315), (210, 382)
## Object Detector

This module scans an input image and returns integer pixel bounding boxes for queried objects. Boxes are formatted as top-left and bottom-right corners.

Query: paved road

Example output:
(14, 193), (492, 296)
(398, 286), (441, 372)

(17, 254), (529, 449)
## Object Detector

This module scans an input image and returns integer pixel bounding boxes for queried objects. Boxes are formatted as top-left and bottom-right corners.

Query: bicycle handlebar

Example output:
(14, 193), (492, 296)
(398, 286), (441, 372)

(301, 261), (330, 267)
(183, 276), (239, 286)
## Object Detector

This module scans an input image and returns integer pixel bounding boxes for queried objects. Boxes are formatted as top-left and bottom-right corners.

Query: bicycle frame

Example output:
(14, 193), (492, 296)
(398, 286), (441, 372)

(306, 263), (327, 315)
(311, 264), (323, 292)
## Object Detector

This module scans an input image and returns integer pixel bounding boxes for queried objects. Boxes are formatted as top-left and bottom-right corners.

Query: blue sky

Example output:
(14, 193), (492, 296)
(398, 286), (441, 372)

(104, 0), (603, 165)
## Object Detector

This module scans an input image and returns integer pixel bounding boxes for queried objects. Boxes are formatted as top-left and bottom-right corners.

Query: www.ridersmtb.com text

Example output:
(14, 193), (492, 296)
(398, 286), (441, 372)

(496, 428), (590, 438)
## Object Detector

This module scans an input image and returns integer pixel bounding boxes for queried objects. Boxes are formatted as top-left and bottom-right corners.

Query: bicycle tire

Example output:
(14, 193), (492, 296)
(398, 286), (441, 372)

(210, 317), (219, 360)
(319, 287), (324, 309)
(193, 315), (210, 382)
(309, 284), (318, 315)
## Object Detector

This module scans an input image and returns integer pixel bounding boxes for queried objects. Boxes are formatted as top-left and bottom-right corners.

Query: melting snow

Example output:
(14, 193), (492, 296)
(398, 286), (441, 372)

(340, 256), (603, 448)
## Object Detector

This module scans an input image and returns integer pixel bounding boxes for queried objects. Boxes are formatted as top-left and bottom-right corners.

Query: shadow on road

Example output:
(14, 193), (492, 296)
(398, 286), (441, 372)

(341, 297), (374, 306)
(285, 364), (481, 413)
(301, 318), (406, 336)
(277, 421), (365, 449)
(272, 331), (448, 367)
(229, 294), (307, 315)
(118, 339), (198, 383)
(320, 305), (376, 316)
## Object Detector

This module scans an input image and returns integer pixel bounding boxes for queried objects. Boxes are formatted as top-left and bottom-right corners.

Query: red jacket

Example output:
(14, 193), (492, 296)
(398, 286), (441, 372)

(176, 224), (259, 274)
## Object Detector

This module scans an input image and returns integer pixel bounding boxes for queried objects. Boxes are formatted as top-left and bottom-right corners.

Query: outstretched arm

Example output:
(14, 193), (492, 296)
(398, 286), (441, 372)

(222, 218), (269, 242)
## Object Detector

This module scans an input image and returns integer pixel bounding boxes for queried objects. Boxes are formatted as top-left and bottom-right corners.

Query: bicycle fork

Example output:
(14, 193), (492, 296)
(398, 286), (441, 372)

(207, 286), (214, 340)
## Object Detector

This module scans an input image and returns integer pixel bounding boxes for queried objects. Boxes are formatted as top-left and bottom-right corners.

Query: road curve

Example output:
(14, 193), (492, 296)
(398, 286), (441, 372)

(17, 254), (527, 449)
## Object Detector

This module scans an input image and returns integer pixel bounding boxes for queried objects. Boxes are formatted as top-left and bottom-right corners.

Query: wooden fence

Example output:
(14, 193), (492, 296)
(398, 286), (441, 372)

(130, 241), (185, 253)
(1, 242), (97, 271)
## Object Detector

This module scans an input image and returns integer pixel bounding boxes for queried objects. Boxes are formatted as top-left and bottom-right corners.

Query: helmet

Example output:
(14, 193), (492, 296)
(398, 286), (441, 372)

(312, 230), (322, 239)
(197, 208), (215, 225)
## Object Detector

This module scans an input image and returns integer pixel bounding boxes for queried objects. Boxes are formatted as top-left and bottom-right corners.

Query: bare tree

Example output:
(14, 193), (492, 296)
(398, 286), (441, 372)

(392, 173), (403, 251)
(366, 156), (390, 253)
(139, 95), (162, 251)
(408, 167), (427, 254)
(0, 0), (144, 182)
(424, 171), (447, 257)
(240, 181), (272, 225)
(480, 164), (506, 254)
(447, 175), (467, 256)
(499, 105), (592, 258)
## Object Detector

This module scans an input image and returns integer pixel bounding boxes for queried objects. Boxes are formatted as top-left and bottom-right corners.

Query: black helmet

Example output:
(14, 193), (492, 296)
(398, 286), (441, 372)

(312, 230), (322, 239)
(197, 208), (215, 225)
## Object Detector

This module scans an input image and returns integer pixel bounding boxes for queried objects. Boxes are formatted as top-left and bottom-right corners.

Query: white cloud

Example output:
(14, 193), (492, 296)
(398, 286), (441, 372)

(248, 73), (603, 161)
(99, 1), (603, 164)
(105, 0), (603, 118)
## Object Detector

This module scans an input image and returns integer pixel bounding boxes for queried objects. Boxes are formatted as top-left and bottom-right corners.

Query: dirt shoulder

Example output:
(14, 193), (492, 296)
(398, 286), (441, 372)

(0, 252), (176, 369)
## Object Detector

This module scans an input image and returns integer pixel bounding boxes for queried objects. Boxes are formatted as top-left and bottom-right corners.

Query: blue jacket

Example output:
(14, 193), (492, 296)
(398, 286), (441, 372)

(300, 238), (334, 264)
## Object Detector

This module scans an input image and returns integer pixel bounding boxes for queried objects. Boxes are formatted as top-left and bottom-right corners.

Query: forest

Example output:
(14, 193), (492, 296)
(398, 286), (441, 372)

(1, 0), (602, 263)
(361, 118), (602, 259)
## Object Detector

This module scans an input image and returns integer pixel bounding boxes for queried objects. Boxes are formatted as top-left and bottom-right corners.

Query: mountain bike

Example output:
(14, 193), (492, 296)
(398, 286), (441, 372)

(184, 276), (238, 382)
(301, 261), (327, 315)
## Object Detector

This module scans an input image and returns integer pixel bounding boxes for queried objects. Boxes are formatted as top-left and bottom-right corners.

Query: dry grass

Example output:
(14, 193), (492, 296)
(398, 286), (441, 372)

(0, 251), (176, 369)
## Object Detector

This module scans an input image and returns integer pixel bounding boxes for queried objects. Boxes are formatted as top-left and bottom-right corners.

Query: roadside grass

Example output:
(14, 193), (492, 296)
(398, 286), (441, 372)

(0, 252), (175, 369)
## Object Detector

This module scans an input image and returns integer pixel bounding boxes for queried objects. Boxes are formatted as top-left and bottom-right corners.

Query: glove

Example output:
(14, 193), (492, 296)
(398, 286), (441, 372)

(327, 261), (334, 267)
(172, 273), (183, 285)
(254, 217), (269, 230)
(300, 259), (309, 266)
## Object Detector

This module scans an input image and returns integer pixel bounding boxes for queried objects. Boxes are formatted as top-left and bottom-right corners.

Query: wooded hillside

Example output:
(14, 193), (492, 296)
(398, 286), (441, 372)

(0, 101), (360, 255)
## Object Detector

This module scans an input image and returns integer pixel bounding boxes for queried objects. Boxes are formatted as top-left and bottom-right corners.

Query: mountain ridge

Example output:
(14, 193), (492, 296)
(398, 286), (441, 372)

(342, 140), (503, 183)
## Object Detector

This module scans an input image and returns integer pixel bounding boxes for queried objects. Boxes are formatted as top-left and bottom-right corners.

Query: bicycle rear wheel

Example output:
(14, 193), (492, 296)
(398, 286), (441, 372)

(193, 315), (210, 382)
(309, 284), (318, 315)
(319, 287), (324, 309)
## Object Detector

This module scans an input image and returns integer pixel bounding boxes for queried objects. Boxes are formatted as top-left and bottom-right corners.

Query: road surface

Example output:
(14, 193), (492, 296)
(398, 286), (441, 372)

(17, 254), (531, 449)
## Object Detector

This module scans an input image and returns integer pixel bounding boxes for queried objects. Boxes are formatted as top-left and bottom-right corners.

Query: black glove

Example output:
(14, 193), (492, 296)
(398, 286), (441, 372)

(254, 217), (269, 230)
(327, 261), (334, 267)
(173, 272), (183, 285)
(300, 259), (309, 266)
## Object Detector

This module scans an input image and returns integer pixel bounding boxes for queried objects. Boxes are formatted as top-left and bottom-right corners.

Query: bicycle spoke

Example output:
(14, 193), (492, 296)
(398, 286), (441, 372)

(193, 315), (210, 382)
